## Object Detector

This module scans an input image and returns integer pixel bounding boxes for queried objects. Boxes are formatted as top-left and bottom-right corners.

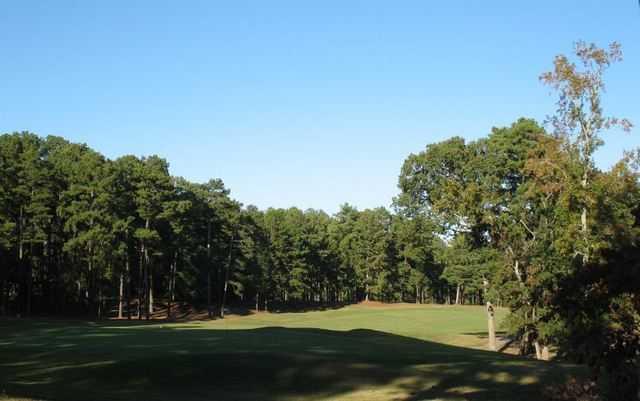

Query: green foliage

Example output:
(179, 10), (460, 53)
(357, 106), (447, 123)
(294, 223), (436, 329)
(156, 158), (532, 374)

(552, 248), (640, 401)
(397, 104), (639, 401)
(0, 130), (451, 319)
(441, 235), (500, 299)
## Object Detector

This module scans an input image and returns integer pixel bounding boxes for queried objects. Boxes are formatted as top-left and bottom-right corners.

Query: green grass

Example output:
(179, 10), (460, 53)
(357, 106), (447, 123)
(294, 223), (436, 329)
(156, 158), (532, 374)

(0, 304), (579, 401)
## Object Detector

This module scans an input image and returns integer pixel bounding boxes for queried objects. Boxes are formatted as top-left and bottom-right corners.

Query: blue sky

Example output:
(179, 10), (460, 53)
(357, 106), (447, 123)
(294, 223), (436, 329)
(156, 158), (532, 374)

(2, 1), (639, 213)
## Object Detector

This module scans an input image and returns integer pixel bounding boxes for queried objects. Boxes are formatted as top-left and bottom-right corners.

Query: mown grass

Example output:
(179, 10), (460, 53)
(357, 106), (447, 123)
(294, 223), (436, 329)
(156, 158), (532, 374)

(0, 304), (579, 401)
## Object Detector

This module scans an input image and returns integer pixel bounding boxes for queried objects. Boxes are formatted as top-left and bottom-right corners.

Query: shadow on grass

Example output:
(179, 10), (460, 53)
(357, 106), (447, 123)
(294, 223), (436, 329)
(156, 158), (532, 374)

(0, 320), (580, 401)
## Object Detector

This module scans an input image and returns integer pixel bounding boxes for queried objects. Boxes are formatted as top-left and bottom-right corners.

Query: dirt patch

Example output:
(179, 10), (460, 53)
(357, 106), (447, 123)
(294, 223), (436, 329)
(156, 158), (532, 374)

(109, 302), (256, 322)
(349, 301), (427, 309)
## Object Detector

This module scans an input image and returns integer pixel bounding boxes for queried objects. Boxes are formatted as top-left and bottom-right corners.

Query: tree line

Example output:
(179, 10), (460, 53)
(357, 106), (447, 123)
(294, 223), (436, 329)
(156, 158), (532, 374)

(0, 133), (456, 320)
(1, 41), (639, 400)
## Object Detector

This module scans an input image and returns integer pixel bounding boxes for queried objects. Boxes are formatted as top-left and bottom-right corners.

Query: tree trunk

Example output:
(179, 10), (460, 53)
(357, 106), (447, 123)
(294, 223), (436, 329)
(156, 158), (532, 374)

(220, 230), (235, 319)
(18, 206), (24, 263)
(255, 292), (259, 311)
(455, 284), (461, 305)
(533, 341), (550, 360)
(581, 208), (588, 261)
(513, 260), (523, 284)
(581, 171), (589, 262)
(487, 302), (497, 351)
(25, 262), (32, 317)
(25, 216), (35, 316)
(126, 256), (131, 320)
(207, 270), (212, 318)
(118, 271), (124, 319)
(148, 268), (154, 316)
(54, 251), (62, 315)
(138, 242), (144, 320)
(207, 221), (212, 319)
(168, 251), (177, 320)
(365, 272), (370, 302)
(18, 206), (25, 316)
(144, 220), (151, 321)
(534, 341), (542, 360)
(42, 234), (51, 314)
(171, 255), (177, 298)
(97, 285), (102, 320)
(220, 263), (230, 319)
(144, 270), (150, 320)
(87, 252), (94, 317)
(541, 345), (550, 361)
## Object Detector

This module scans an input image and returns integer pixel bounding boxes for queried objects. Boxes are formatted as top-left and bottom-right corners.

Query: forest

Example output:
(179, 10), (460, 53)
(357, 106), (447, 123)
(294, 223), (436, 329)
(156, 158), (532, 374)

(2, 42), (640, 401)
(0, 130), (450, 318)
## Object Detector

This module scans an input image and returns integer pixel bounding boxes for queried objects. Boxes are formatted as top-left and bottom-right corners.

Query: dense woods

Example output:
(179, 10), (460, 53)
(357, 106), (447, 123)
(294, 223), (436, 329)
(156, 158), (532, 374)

(1, 42), (639, 400)
(0, 132), (451, 319)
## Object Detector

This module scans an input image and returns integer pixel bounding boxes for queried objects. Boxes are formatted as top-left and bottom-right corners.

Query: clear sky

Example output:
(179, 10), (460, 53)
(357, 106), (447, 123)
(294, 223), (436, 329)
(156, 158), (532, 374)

(2, 1), (639, 214)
